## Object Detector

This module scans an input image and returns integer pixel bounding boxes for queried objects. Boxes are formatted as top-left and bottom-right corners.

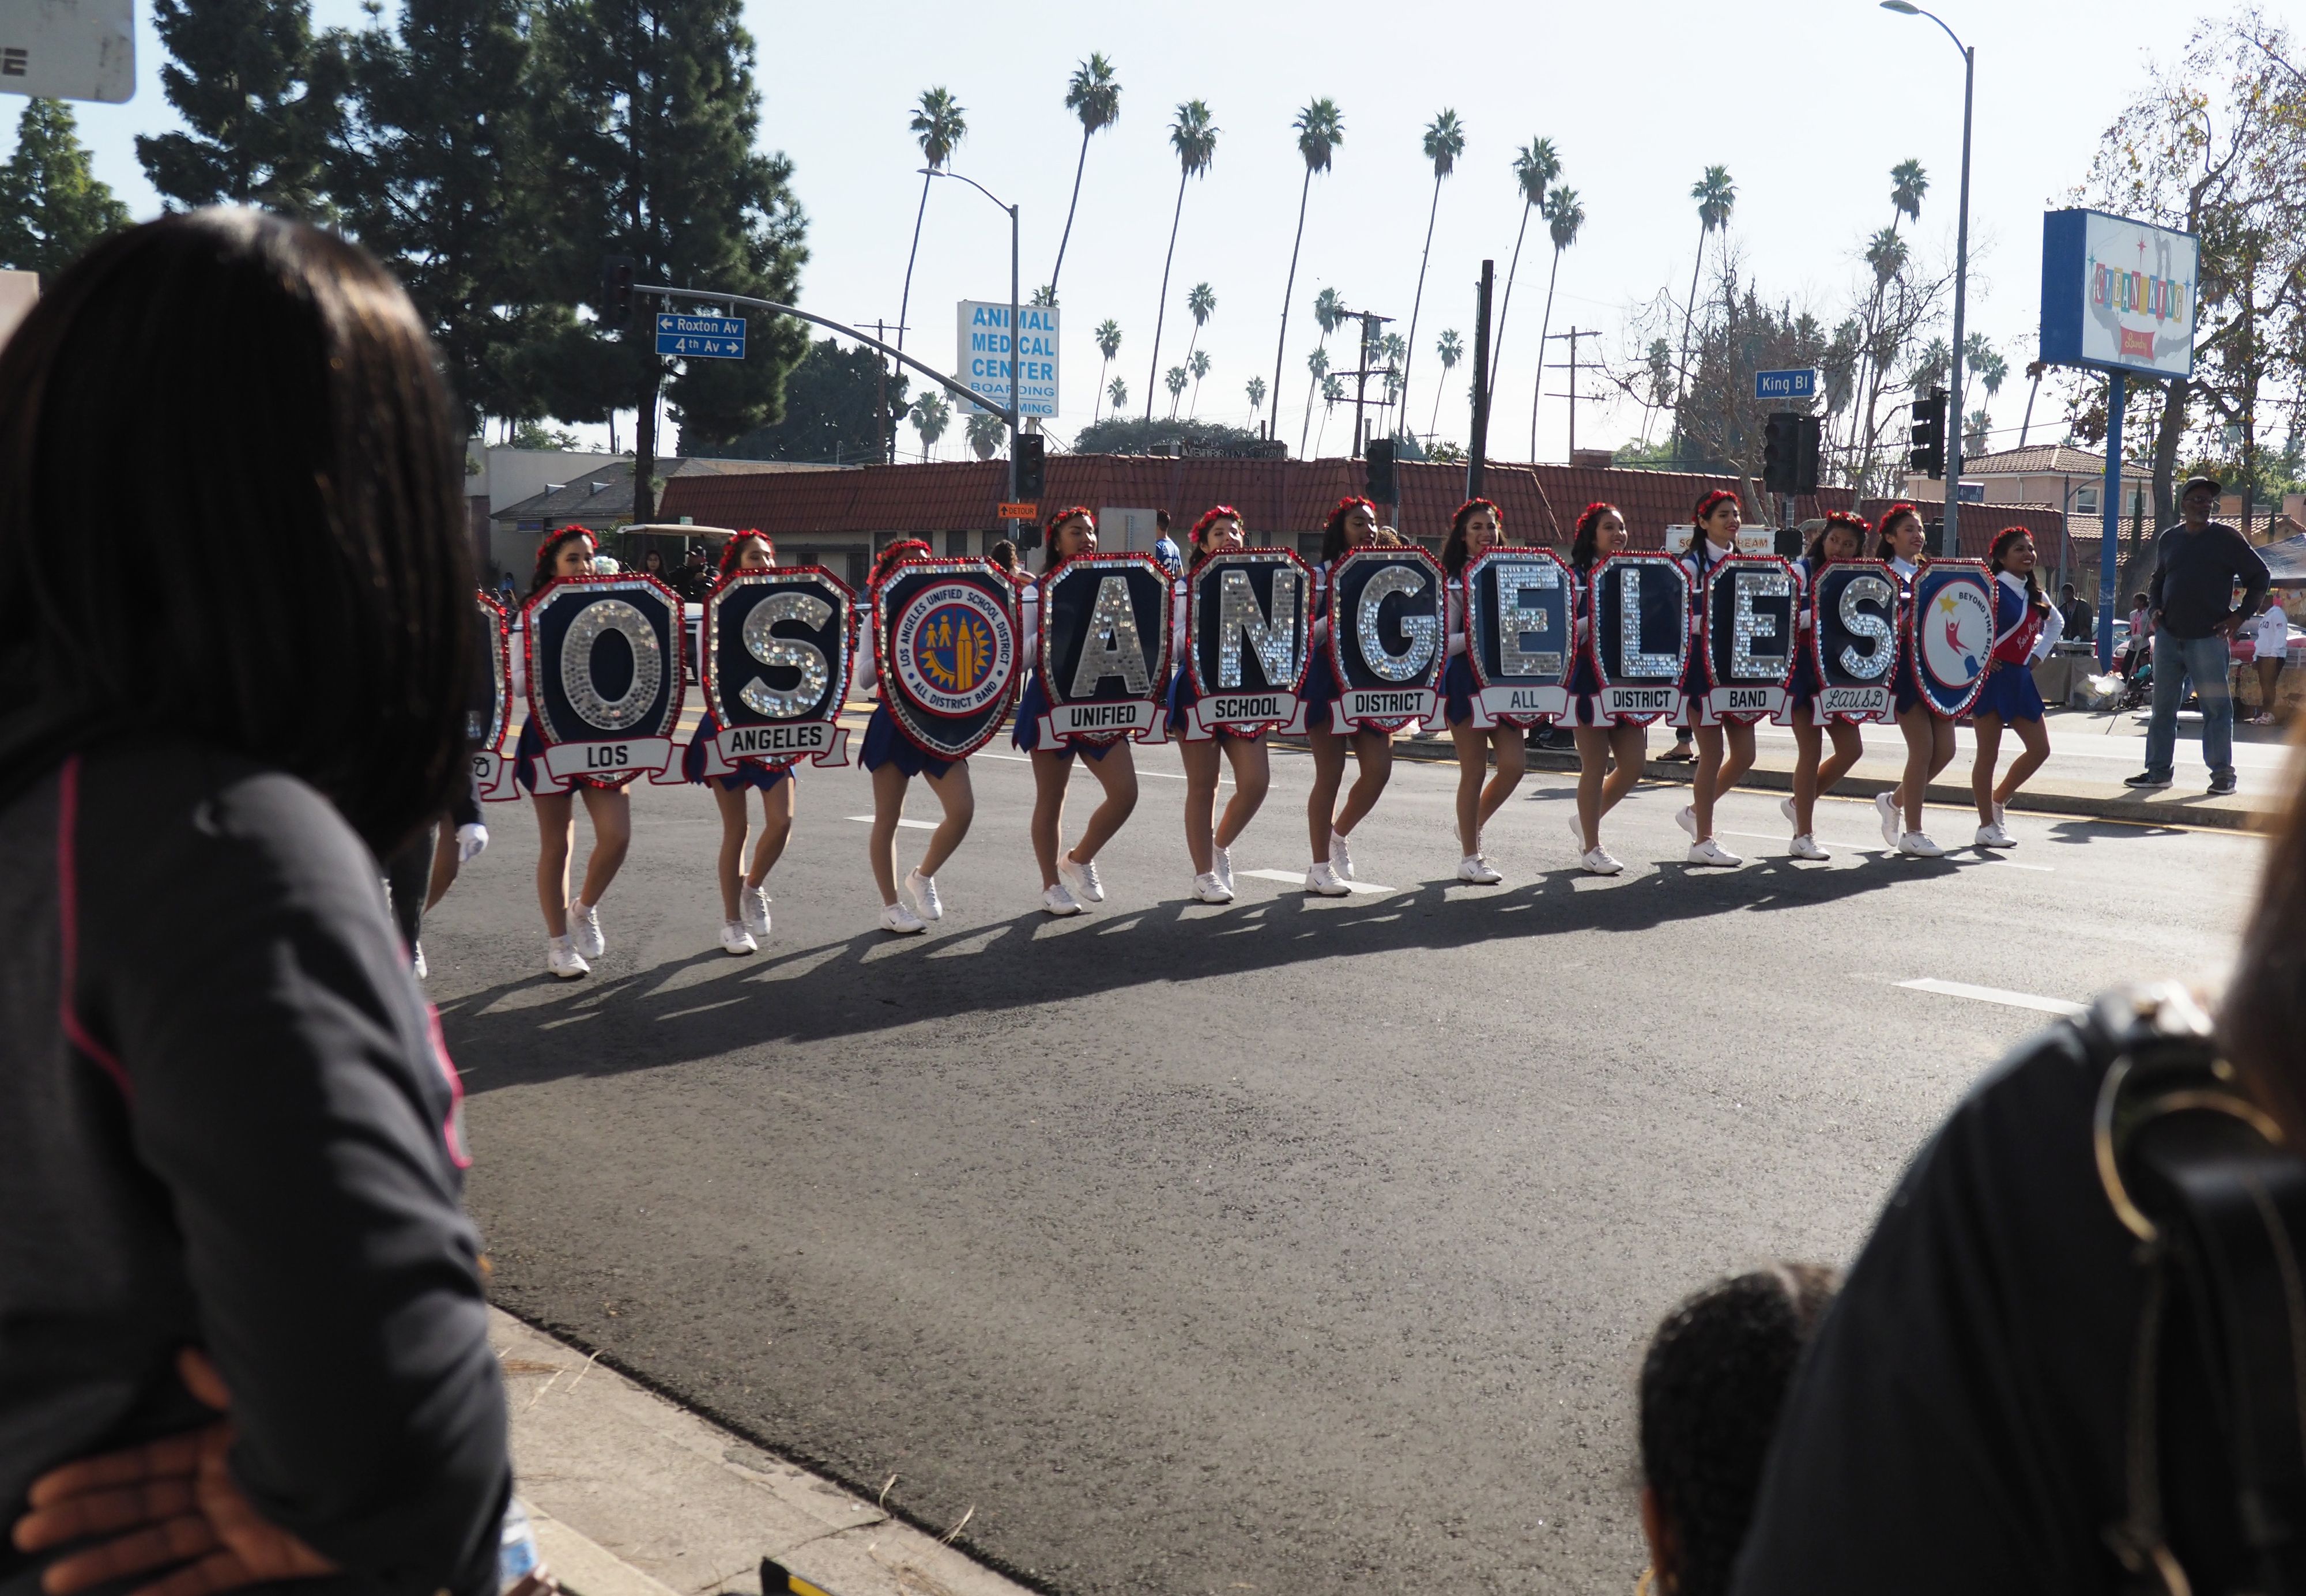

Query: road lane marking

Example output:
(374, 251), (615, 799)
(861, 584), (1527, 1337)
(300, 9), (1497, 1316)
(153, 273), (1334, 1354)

(845, 814), (939, 830)
(1896, 978), (2085, 1016)
(1238, 868), (1396, 895)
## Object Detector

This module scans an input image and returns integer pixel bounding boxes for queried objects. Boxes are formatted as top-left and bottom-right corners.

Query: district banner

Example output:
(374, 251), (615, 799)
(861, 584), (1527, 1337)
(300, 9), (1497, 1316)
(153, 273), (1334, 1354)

(873, 556), (1021, 761)
(1588, 552), (1690, 725)
(1464, 548), (1573, 725)
(1184, 550), (1312, 738)
(1326, 546), (1447, 733)
(702, 567), (855, 773)
(1036, 554), (1173, 744)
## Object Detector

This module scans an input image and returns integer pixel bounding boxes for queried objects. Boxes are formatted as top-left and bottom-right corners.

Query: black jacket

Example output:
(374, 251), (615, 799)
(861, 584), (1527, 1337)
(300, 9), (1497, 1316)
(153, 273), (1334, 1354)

(2149, 519), (2269, 639)
(0, 741), (508, 1596)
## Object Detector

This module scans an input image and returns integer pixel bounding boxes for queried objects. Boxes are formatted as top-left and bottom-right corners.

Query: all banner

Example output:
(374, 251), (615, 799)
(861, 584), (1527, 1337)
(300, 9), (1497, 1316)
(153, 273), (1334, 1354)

(1910, 560), (1996, 719)
(1698, 554), (1797, 725)
(472, 590), (514, 799)
(523, 573), (688, 791)
(702, 567), (855, 775)
(1808, 561), (1900, 723)
(873, 556), (1021, 761)
(1184, 551), (1312, 738)
(1327, 547), (1446, 733)
(1035, 554), (1173, 744)
(1589, 553), (1689, 725)
(1464, 549), (1573, 725)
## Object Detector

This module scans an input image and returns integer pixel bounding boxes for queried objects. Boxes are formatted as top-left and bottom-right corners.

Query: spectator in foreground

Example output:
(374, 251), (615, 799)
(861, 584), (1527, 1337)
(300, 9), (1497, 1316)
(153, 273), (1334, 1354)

(2251, 591), (2289, 726)
(2127, 474), (2267, 794)
(0, 212), (508, 1595)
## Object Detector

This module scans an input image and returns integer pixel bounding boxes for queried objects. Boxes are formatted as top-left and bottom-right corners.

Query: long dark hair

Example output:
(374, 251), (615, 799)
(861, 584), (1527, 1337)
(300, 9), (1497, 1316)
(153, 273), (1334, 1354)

(530, 525), (595, 595)
(1570, 501), (1622, 573)
(1321, 496), (1377, 565)
(0, 209), (472, 852)
(1874, 501), (1924, 562)
(1188, 505), (1244, 572)
(868, 538), (933, 590)
(1804, 510), (1871, 568)
(1988, 526), (2049, 614)
(1688, 488), (1739, 592)
(1441, 497), (1502, 578)
(717, 529), (774, 580)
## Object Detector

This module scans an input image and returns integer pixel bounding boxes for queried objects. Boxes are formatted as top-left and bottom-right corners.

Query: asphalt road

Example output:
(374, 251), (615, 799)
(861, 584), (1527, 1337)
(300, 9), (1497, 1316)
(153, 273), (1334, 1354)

(424, 732), (2263, 1595)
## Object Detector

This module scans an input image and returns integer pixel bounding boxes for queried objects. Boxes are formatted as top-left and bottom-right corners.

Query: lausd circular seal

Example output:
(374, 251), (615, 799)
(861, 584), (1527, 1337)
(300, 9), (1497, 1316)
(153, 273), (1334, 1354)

(894, 580), (1015, 716)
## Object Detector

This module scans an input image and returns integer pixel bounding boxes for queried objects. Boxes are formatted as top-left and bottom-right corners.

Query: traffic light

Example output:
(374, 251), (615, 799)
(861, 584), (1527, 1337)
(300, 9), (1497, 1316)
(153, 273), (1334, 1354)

(1909, 388), (1947, 479)
(1762, 412), (1800, 494)
(1796, 414), (1823, 495)
(1014, 431), (1045, 499)
(1363, 437), (1396, 505)
(601, 255), (636, 323)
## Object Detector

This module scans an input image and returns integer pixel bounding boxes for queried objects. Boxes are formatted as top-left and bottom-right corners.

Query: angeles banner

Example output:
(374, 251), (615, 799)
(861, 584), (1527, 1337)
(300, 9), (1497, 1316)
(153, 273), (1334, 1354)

(1184, 550), (1312, 738)
(1699, 554), (1798, 724)
(1589, 552), (1690, 725)
(1326, 546), (1447, 733)
(701, 567), (855, 775)
(523, 573), (688, 790)
(873, 556), (1022, 761)
(1909, 560), (1996, 719)
(1037, 554), (1173, 744)
(471, 590), (514, 799)
(1463, 549), (1574, 726)
(1809, 561), (1900, 723)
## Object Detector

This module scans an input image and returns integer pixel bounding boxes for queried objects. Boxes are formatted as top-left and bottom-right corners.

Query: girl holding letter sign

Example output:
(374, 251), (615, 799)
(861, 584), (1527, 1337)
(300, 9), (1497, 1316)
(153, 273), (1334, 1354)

(1438, 497), (1529, 885)
(1302, 497), (1396, 897)
(682, 530), (797, 954)
(1568, 503), (1647, 875)
(1968, 527), (2058, 848)
(1675, 489), (1754, 867)
(1781, 512), (1872, 861)
(1872, 503), (1957, 857)
(1168, 508), (1275, 904)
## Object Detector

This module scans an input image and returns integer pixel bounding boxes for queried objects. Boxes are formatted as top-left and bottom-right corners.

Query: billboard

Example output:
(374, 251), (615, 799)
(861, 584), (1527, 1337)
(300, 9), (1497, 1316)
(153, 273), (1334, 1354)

(2039, 209), (2197, 381)
(957, 301), (1060, 419)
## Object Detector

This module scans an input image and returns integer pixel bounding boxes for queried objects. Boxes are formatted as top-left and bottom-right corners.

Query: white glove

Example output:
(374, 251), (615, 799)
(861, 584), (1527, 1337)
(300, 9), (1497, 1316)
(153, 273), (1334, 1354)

(455, 822), (489, 863)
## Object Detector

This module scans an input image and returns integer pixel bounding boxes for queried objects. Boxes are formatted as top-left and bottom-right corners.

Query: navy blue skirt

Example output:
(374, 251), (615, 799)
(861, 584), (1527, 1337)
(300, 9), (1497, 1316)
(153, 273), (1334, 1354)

(1971, 659), (2045, 722)
(682, 712), (793, 791)
(1565, 653), (1605, 728)
(1300, 648), (1340, 734)
(860, 703), (955, 780)
(1442, 654), (1478, 726)
(514, 718), (635, 794)
(1787, 650), (1820, 712)
(1012, 673), (1117, 761)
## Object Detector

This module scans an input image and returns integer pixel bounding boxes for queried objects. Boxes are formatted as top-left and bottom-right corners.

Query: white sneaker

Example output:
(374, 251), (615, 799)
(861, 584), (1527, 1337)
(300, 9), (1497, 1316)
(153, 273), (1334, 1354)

(1458, 854), (1502, 885)
(1329, 831), (1354, 880)
(1875, 791), (1901, 850)
(1687, 837), (1744, 867)
(1789, 833), (1832, 862)
(1568, 813), (1586, 846)
(1992, 799), (2009, 833)
(904, 867), (943, 921)
(1192, 871), (1234, 904)
(1059, 855), (1103, 904)
(570, 900), (605, 959)
(880, 901), (926, 935)
(1212, 844), (1234, 894)
(545, 935), (590, 979)
(1975, 822), (2017, 849)
(719, 920), (758, 956)
(740, 882), (772, 938)
(1305, 861), (1352, 897)
(1580, 847), (1625, 876)
(1898, 831), (1947, 858)
(1780, 796), (1798, 827)
(411, 941), (428, 979)
(1675, 805), (1698, 840)
(1042, 882), (1083, 916)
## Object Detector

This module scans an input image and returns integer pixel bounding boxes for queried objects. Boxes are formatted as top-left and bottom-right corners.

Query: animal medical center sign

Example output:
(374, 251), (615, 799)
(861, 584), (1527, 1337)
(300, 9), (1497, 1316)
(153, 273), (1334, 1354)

(2039, 209), (2197, 381)
(957, 301), (1060, 419)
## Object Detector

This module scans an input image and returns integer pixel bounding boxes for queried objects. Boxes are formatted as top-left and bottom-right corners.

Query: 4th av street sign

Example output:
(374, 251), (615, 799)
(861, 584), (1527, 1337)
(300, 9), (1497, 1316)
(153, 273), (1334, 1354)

(1753, 368), (1821, 402)
(655, 312), (746, 360)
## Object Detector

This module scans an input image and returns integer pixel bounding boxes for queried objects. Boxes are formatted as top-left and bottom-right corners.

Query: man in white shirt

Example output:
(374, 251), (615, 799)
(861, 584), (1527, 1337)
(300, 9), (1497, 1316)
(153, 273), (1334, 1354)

(2252, 594), (2290, 725)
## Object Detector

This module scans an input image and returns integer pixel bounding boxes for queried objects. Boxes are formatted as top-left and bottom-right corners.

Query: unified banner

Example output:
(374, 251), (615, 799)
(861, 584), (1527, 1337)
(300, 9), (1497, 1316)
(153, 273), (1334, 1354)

(873, 556), (1022, 761)
(523, 574), (688, 790)
(1036, 555), (1173, 745)
(701, 567), (854, 774)
(1589, 553), (1690, 725)
(1910, 561), (1996, 719)
(1808, 562), (1900, 723)
(471, 590), (513, 798)
(1184, 550), (1312, 738)
(1698, 555), (1796, 725)
(1327, 547), (1446, 733)
(1462, 549), (1574, 726)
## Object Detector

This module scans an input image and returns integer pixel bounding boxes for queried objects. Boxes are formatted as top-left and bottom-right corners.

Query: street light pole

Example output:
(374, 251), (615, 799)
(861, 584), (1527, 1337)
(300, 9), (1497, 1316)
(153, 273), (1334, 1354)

(928, 168), (1026, 544)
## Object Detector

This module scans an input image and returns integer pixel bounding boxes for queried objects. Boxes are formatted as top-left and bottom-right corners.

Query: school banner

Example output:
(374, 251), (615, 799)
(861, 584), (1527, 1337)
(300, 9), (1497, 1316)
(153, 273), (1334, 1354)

(1588, 552), (1690, 725)
(873, 556), (1022, 761)
(700, 567), (854, 774)
(1464, 549), (1573, 725)
(1810, 561), (1900, 723)
(522, 574), (688, 790)
(1699, 554), (1798, 724)
(1036, 554), (1173, 744)
(1910, 561), (1996, 719)
(1327, 546), (1447, 732)
(1184, 551), (1312, 738)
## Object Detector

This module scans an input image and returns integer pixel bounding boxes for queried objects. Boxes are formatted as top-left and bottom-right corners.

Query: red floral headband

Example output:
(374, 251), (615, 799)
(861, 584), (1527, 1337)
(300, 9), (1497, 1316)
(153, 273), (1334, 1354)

(538, 524), (596, 555)
(1821, 510), (1871, 536)
(717, 528), (776, 578)
(1190, 505), (1244, 542)
(1451, 497), (1504, 533)
(1693, 489), (1740, 523)
(1878, 500), (1923, 530)
(1045, 505), (1095, 537)
(1574, 501), (1622, 536)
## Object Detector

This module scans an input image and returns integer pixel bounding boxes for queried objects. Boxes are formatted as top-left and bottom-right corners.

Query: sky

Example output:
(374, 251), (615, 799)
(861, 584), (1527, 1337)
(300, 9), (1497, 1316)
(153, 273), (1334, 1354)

(16, 0), (2232, 463)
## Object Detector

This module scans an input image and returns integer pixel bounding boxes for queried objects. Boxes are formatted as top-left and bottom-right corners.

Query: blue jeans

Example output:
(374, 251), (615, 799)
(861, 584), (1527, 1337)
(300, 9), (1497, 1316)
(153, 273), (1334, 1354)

(2142, 626), (2235, 779)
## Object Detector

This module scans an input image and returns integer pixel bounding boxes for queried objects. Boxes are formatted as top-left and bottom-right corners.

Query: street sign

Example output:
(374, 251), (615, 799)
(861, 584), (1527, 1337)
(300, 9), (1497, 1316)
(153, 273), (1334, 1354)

(0, 0), (133, 102)
(957, 301), (1060, 419)
(1752, 368), (1821, 402)
(654, 312), (746, 360)
(997, 501), (1038, 520)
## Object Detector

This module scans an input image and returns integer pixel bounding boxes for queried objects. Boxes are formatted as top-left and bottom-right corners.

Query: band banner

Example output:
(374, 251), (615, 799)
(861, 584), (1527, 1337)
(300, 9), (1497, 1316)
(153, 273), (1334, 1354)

(1185, 550), (1312, 738)
(1810, 561), (1900, 723)
(1464, 548), (1573, 726)
(873, 556), (1021, 761)
(472, 590), (513, 799)
(523, 574), (687, 790)
(1036, 554), (1173, 745)
(1910, 560), (1996, 719)
(1700, 554), (1798, 724)
(702, 567), (855, 774)
(1588, 552), (1690, 725)
(1327, 546), (1447, 732)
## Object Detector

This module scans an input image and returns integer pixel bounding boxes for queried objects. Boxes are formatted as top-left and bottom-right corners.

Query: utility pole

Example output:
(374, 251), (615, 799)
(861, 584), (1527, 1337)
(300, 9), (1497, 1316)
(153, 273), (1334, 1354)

(1468, 262), (1493, 500)
(1332, 308), (1392, 461)
(1542, 327), (1602, 461)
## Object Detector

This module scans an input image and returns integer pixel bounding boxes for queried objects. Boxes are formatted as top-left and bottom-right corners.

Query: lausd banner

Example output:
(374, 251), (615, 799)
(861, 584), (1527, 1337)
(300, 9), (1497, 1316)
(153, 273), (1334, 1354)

(1589, 552), (1690, 725)
(702, 567), (855, 774)
(1327, 546), (1447, 732)
(1910, 560), (1996, 719)
(873, 556), (1021, 761)
(1810, 561), (1900, 723)
(1463, 549), (1573, 726)
(1036, 554), (1173, 744)
(472, 590), (513, 798)
(1184, 550), (1312, 738)
(1699, 554), (1797, 724)
(523, 573), (687, 790)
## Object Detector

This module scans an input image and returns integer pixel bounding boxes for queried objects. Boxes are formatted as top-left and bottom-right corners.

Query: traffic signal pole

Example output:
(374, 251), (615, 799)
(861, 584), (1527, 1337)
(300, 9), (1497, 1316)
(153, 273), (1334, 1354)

(1467, 261), (1493, 501)
(1944, 39), (1975, 558)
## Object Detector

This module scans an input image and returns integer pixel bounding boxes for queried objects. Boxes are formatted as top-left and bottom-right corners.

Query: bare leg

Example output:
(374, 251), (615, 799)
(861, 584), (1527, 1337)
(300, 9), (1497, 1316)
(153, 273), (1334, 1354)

(1068, 741), (1139, 865)
(748, 779), (794, 887)
(1215, 737), (1269, 850)
(1994, 715), (2051, 805)
(1449, 722), (1490, 855)
(1181, 737), (1222, 875)
(1477, 727), (1527, 835)
(532, 791), (575, 935)
(1306, 725), (1348, 861)
(1970, 714), (2005, 824)
(1691, 724), (1726, 839)
(1913, 715), (1957, 831)
(1891, 704), (1932, 832)
(1789, 707), (1823, 835)
(1606, 726), (1646, 817)
(916, 761), (975, 878)
(1819, 722), (1863, 802)
(711, 782), (751, 921)
(574, 786), (631, 909)
(1572, 724), (1645, 850)
(869, 763), (911, 906)
(1333, 730), (1395, 836)
(1028, 749), (1072, 888)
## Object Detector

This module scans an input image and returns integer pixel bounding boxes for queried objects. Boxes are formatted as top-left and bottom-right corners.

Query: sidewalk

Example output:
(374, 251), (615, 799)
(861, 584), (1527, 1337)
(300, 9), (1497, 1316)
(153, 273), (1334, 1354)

(492, 1310), (1031, 1596)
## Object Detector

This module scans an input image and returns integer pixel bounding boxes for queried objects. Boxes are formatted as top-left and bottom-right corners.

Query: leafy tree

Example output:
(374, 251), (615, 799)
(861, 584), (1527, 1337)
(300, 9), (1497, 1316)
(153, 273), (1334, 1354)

(508, 419), (581, 450)
(1146, 99), (1216, 418)
(0, 100), (131, 280)
(1492, 137), (1557, 397)
(1271, 97), (1342, 448)
(1048, 52), (1119, 301)
(1402, 108), (1463, 441)
(689, 335), (905, 462)
(137, 0), (326, 212)
(965, 407), (1005, 460)
(1071, 414), (1264, 455)
(1529, 185), (1584, 457)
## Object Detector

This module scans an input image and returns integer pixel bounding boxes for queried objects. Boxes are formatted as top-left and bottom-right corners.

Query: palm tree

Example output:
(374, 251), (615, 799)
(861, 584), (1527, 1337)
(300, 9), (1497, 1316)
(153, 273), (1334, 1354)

(898, 88), (966, 365)
(1107, 375), (1129, 414)
(1165, 364), (1189, 418)
(1490, 137), (1558, 397)
(1245, 373), (1267, 423)
(965, 408), (1005, 461)
(1188, 349), (1212, 417)
(1966, 332), (2007, 398)
(1673, 165), (1735, 413)
(1401, 108), (1464, 440)
(1145, 100), (1218, 420)
(1271, 97), (1344, 449)
(1048, 54), (1121, 302)
(1184, 281), (1216, 371)
(1314, 372), (1345, 456)
(1890, 158), (1930, 229)
(1427, 327), (1462, 443)
(911, 391), (950, 460)
(1091, 318), (1122, 421)
(1529, 186), (1585, 458)
(1298, 286), (1346, 456)
(1848, 159), (1930, 471)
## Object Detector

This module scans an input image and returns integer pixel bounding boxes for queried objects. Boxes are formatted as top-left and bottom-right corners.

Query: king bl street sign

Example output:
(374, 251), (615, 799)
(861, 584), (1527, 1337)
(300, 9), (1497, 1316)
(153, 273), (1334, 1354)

(655, 312), (746, 359)
(1752, 367), (1820, 402)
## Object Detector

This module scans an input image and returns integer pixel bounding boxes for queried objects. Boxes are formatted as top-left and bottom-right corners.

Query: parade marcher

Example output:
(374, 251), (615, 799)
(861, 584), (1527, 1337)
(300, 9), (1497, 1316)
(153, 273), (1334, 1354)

(1567, 503), (1645, 876)
(1303, 496), (1395, 896)
(1170, 507), (1273, 904)
(1676, 489), (1754, 867)
(857, 539), (975, 934)
(1969, 527), (2059, 848)
(1438, 498), (1526, 884)
(1015, 507), (1140, 916)
(1871, 503), (1956, 857)
(1781, 511), (1870, 861)
(682, 530), (796, 953)
(516, 526), (634, 977)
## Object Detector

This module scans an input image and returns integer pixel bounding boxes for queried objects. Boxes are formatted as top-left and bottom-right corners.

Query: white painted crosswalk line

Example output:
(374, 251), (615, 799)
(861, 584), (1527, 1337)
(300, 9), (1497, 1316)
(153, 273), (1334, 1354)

(1896, 978), (2085, 1016)
(1238, 868), (1396, 896)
